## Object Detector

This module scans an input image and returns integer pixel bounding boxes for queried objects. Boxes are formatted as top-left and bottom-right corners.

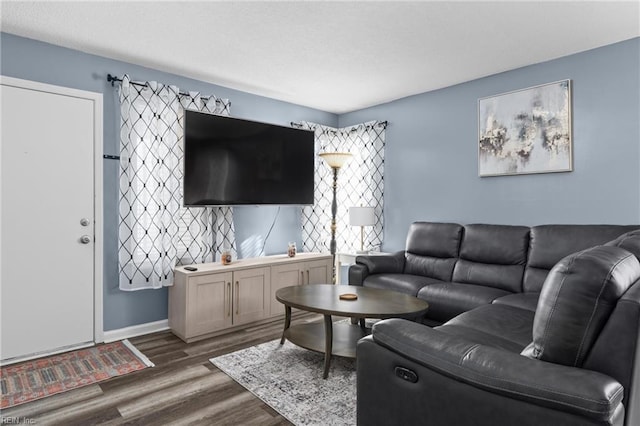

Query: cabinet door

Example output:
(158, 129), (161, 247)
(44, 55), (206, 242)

(306, 258), (332, 285)
(269, 262), (304, 316)
(233, 267), (270, 326)
(187, 272), (233, 337)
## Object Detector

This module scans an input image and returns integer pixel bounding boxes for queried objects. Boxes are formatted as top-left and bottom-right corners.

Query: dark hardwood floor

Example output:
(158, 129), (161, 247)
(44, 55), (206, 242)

(3, 313), (328, 425)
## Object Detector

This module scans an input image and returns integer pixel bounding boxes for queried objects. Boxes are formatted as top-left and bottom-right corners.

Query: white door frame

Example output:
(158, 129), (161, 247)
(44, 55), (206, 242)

(1, 75), (104, 345)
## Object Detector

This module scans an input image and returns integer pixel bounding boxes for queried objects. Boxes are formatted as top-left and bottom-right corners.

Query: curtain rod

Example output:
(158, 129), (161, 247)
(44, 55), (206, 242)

(106, 74), (224, 104)
(291, 121), (388, 132)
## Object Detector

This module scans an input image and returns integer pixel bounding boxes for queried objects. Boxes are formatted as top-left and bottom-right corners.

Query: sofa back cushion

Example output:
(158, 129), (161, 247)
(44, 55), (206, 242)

(451, 224), (529, 292)
(606, 229), (640, 259)
(524, 225), (639, 293)
(404, 222), (463, 281)
(526, 245), (640, 367)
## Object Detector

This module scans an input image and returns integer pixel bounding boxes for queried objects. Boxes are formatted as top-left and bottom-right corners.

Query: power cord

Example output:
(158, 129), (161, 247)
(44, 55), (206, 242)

(261, 206), (281, 255)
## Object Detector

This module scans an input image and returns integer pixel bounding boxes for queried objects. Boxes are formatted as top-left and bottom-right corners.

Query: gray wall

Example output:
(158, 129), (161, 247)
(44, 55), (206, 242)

(0, 33), (337, 331)
(340, 38), (640, 252)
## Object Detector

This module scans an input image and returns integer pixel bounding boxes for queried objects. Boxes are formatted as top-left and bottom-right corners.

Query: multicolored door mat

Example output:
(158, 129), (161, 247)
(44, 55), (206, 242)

(1, 339), (153, 409)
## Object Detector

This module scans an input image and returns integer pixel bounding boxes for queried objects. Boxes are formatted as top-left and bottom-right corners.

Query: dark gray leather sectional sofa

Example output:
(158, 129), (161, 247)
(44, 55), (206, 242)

(349, 223), (640, 426)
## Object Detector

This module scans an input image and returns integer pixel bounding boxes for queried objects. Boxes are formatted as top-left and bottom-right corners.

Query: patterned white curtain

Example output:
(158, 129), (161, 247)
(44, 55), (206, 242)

(293, 121), (386, 254)
(118, 75), (236, 291)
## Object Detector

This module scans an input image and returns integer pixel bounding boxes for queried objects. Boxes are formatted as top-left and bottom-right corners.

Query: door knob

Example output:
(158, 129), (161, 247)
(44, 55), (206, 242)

(80, 218), (90, 226)
(80, 235), (92, 244)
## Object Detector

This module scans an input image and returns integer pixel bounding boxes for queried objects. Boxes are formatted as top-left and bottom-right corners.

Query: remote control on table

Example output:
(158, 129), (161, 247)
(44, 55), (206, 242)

(184, 266), (198, 271)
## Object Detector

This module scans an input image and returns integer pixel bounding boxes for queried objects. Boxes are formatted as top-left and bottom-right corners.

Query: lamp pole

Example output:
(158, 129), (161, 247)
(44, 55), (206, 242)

(319, 152), (352, 284)
(329, 166), (338, 267)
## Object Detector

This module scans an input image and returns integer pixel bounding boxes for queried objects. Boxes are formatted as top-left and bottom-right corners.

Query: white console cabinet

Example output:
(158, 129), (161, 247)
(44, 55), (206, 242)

(169, 253), (332, 342)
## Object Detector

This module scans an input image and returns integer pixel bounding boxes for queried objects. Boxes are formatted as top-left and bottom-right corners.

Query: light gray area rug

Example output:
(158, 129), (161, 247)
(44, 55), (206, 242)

(210, 339), (356, 426)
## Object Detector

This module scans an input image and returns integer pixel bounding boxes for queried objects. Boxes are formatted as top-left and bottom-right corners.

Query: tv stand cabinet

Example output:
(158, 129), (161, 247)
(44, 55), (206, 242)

(169, 253), (332, 343)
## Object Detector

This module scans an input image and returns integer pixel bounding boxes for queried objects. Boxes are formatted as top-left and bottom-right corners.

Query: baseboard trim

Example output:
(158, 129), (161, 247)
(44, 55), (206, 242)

(103, 319), (170, 343)
(1, 341), (94, 366)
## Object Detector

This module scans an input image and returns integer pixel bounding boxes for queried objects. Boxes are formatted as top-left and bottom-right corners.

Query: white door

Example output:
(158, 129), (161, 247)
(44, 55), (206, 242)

(0, 78), (103, 362)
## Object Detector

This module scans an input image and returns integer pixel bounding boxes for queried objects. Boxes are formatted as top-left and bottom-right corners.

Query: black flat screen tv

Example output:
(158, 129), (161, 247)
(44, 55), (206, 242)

(183, 110), (315, 206)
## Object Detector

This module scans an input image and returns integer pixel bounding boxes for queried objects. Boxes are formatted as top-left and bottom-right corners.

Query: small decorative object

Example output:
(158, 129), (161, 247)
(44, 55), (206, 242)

(478, 80), (572, 177)
(339, 293), (358, 301)
(349, 206), (375, 253)
(288, 242), (297, 257)
(221, 248), (232, 265)
(319, 152), (352, 283)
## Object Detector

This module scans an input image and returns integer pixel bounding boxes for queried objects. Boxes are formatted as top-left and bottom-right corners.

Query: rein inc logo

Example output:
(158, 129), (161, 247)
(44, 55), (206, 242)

(0, 417), (36, 425)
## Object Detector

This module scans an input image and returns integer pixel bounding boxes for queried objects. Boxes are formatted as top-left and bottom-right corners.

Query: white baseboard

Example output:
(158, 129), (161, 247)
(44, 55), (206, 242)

(103, 319), (170, 343)
(1, 342), (94, 366)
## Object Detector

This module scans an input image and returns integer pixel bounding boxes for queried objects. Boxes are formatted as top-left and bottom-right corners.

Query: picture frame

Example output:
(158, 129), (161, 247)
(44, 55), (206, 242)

(478, 80), (572, 177)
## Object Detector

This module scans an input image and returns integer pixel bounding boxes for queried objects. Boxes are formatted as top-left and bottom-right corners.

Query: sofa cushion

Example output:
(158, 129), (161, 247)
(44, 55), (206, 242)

(452, 261), (525, 293)
(523, 225), (639, 292)
(404, 222), (462, 281)
(452, 224), (529, 293)
(417, 283), (511, 322)
(363, 274), (443, 297)
(405, 222), (463, 258)
(436, 304), (534, 352)
(492, 293), (539, 312)
(525, 245), (640, 367)
(404, 254), (458, 282)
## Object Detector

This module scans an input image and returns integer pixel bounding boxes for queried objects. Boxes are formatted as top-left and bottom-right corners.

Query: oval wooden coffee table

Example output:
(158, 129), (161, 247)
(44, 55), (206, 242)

(276, 284), (429, 379)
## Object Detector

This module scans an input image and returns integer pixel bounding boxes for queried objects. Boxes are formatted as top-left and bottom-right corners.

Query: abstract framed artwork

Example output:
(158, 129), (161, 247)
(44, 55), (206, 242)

(478, 80), (572, 177)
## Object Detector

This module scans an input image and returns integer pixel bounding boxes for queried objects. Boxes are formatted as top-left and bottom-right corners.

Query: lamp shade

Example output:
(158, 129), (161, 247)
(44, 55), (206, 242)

(319, 152), (352, 169)
(349, 206), (375, 226)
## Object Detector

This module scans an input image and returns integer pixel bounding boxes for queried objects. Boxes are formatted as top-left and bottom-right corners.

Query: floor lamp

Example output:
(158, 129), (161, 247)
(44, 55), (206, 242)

(319, 152), (352, 283)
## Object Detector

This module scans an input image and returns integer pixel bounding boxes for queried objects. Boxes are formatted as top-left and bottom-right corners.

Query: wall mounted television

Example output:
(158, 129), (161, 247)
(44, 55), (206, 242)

(183, 110), (315, 206)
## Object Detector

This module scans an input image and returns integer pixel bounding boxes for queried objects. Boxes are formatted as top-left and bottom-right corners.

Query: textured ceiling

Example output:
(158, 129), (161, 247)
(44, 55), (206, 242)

(2, 1), (639, 114)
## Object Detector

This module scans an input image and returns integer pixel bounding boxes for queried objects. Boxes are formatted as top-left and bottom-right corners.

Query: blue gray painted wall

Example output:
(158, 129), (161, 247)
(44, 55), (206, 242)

(0, 33), (337, 331)
(340, 38), (640, 252)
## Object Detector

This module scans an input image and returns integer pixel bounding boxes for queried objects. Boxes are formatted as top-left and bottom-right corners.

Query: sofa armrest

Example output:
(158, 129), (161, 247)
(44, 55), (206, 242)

(348, 251), (405, 287)
(348, 264), (368, 287)
(358, 251), (405, 274)
(371, 319), (624, 422)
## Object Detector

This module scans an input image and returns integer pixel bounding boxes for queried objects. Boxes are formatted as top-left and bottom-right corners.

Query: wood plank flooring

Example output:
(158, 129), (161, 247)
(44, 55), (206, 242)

(2, 313), (330, 425)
